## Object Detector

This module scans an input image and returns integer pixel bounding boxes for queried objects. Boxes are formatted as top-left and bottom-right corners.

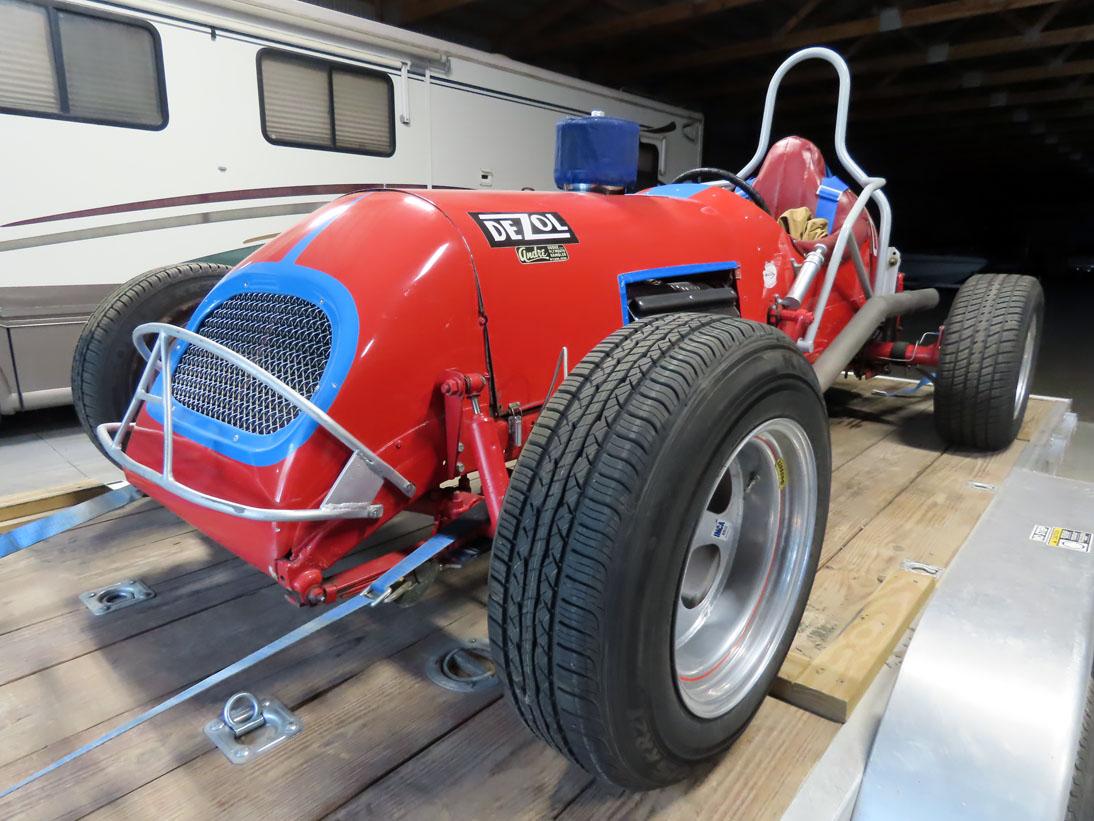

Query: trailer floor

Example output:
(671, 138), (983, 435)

(0, 379), (1066, 820)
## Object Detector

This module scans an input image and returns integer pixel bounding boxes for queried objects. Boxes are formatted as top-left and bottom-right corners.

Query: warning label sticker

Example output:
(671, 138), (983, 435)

(774, 458), (787, 490)
(1030, 524), (1093, 553)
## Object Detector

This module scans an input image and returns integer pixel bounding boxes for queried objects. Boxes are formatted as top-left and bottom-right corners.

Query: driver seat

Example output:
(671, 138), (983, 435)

(752, 136), (876, 258)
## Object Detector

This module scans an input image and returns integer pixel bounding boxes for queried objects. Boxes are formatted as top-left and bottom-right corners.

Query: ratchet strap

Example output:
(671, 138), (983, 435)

(0, 530), (457, 800)
(0, 483), (142, 559)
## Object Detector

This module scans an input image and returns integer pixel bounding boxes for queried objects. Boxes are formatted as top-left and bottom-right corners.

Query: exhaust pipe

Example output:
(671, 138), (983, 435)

(812, 288), (940, 391)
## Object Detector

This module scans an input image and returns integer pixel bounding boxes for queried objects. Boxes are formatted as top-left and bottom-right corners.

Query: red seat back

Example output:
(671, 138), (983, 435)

(751, 136), (876, 257)
(752, 136), (827, 218)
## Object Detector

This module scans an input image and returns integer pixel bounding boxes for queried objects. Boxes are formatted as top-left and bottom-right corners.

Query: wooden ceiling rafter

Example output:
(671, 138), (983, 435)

(681, 22), (1094, 100)
(495, 0), (589, 47)
(514, 0), (766, 56)
(753, 58), (1094, 112)
(390, 0), (477, 25)
(605, 0), (1065, 81)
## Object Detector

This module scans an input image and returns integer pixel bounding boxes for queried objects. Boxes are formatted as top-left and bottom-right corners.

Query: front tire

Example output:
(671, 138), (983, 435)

(72, 262), (227, 456)
(933, 273), (1043, 450)
(488, 314), (830, 789)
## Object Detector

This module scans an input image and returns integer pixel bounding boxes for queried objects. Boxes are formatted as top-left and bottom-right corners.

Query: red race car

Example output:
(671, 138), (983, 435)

(87, 48), (1042, 788)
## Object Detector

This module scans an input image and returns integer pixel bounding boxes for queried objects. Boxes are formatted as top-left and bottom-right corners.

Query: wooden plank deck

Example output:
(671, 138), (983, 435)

(0, 379), (1061, 820)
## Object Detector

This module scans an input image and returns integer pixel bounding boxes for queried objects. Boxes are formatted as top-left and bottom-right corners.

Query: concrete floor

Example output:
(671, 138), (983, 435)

(0, 406), (122, 498)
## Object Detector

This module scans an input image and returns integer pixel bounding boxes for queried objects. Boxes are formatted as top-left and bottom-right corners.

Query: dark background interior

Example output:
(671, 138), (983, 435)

(323, 0), (1093, 266)
(310, 0), (1094, 413)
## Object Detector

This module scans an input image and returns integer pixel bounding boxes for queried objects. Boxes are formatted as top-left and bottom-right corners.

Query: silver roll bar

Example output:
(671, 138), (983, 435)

(739, 45), (901, 308)
(799, 176), (886, 352)
(96, 322), (415, 522)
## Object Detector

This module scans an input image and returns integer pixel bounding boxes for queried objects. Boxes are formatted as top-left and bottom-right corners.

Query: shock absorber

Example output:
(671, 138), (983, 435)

(780, 245), (828, 310)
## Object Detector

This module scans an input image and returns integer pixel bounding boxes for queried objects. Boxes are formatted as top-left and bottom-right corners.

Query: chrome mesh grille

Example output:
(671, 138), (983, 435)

(171, 292), (333, 435)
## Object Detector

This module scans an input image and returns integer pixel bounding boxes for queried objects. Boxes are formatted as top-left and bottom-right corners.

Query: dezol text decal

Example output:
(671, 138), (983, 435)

(469, 212), (578, 248)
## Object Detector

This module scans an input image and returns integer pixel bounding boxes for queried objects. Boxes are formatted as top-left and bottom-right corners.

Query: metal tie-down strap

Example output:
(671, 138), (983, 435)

(0, 530), (457, 799)
(0, 484), (142, 560)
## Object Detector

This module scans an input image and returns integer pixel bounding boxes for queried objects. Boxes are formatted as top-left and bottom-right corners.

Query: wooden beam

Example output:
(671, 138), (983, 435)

(749, 58), (1094, 110)
(882, 126), (1094, 153)
(786, 84), (1094, 124)
(851, 106), (1094, 136)
(704, 98), (1094, 142)
(1027, 0), (1067, 36)
(872, 55), (1094, 97)
(776, 0), (824, 38)
(496, 0), (587, 46)
(395, 0), (477, 25)
(840, 101), (1094, 139)
(774, 571), (936, 723)
(677, 23), (1094, 100)
(516, 0), (763, 56)
(611, 0), (1062, 81)
(0, 480), (109, 533)
(849, 21), (1093, 77)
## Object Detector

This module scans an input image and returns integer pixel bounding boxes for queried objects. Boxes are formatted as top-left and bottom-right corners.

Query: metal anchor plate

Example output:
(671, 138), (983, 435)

(204, 692), (301, 765)
(426, 639), (499, 693)
(79, 579), (154, 615)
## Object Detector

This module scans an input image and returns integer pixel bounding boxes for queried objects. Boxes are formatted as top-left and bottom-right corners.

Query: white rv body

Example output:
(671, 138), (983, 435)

(0, 0), (703, 415)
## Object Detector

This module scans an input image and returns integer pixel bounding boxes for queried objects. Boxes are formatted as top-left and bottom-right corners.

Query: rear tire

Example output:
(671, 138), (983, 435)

(933, 273), (1043, 450)
(72, 262), (226, 455)
(488, 313), (830, 789)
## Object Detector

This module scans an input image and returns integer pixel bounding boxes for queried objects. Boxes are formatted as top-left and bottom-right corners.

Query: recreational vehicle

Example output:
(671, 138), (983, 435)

(0, 0), (703, 420)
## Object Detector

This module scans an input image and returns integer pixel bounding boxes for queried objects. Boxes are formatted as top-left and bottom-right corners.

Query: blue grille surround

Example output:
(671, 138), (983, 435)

(146, 261), (360, 467)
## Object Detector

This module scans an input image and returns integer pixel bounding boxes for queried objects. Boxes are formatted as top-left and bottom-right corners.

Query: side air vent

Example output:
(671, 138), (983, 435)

(624, 268), (739, 322)
(171, 292), (333, 435)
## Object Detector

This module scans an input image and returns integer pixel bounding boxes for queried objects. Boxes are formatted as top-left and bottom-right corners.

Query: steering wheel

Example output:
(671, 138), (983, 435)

(671, 167), (770, 215)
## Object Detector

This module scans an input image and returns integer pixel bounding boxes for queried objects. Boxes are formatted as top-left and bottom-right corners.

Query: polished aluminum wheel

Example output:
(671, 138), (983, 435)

(674, 417), (818, 719)
(1013, 318), (1038, 421)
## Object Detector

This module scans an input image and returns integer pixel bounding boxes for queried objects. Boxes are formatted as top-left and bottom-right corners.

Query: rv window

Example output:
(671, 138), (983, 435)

(57, 11), (162, 126)
(259, 51), (395, 156)
(637, 142), (661, 188)
(0, 1), (59, 113)
(0, 0), (165, 129)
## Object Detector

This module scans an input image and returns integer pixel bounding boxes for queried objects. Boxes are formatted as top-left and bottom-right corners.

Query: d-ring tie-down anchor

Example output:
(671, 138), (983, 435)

(223, 692), (266, 738)
(0, 530), (457, 796)
(204, 691), (301, 765)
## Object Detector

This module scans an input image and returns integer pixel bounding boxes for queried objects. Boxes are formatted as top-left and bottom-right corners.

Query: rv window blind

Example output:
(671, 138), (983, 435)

(260, 54), (332, 147)
(332, 70), (392, 154)
(0, 0), (60, 113)
(0, 1), (165, 129)
(57, 11), (162, 126)
(260, 50), (394, 156)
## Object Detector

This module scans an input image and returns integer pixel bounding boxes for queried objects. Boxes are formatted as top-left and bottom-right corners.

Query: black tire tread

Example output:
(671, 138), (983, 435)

(487, 313), (795, 787)
(71, 262), (227, 453)
(934, 273), (1042, 450)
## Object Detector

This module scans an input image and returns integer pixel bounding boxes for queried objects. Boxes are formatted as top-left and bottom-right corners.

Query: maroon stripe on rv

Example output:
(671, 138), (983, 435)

(2, 183), (438, 228)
